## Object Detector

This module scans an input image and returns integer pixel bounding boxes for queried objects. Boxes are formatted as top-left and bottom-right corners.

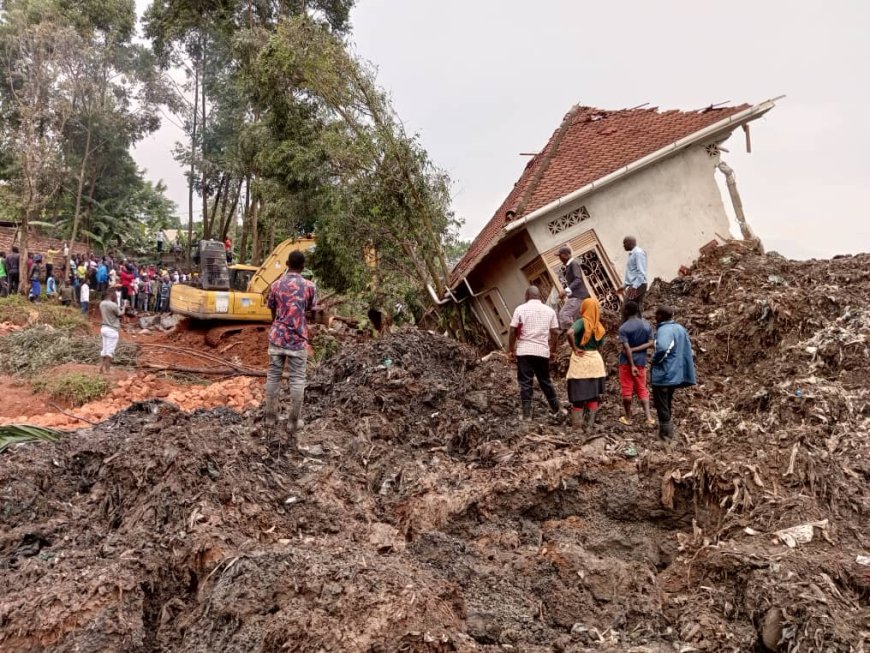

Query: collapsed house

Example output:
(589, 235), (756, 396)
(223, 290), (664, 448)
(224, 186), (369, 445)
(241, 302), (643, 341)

(445, 98), (779, 347)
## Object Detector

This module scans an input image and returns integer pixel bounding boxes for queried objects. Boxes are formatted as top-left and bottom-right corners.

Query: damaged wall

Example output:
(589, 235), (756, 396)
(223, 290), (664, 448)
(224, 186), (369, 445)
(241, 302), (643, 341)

(525, 144), (733, 283)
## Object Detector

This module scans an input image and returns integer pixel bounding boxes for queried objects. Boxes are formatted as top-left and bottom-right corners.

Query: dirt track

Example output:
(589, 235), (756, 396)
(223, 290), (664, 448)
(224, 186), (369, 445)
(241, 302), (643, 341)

(0, 243), (868, 652)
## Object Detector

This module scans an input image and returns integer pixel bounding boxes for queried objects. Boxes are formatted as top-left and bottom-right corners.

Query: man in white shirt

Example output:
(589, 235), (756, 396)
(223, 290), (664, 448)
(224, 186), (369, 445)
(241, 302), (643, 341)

(508, 286), (562, 420)
(79, 280), (90, 315)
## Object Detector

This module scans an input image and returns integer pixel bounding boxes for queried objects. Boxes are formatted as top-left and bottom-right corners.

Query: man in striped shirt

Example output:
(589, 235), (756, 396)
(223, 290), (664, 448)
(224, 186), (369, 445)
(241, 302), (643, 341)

(508, 286), (562, 421)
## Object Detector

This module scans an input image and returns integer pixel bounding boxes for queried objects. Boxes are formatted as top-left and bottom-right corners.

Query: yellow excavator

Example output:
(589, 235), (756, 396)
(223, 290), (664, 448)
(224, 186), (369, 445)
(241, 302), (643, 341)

(169, 237), (317, 323)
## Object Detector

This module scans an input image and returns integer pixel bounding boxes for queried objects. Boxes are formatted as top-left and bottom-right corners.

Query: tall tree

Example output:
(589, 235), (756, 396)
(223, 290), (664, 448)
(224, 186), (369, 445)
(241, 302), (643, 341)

(0, 3), (82, 289)
(255, 17), (456, 301)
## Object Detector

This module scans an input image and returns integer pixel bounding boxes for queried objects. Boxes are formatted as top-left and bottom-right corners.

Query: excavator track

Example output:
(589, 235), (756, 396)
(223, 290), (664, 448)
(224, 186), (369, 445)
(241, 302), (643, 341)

(204, 323), (268, 348)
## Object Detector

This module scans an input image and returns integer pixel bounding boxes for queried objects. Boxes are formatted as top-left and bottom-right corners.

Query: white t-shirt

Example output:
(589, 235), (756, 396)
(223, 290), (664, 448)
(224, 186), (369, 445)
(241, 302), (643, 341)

(510, 299), (559, 358)
(80, 283), (90, 303)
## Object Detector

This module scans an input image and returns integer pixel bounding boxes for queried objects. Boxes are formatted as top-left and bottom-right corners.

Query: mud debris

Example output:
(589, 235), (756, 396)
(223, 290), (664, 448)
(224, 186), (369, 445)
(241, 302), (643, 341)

(1, 244), (869, 652)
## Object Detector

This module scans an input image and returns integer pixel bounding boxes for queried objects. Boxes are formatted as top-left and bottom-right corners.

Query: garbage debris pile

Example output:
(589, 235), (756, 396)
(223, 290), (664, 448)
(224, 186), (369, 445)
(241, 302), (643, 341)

(1, 245), (868, 652)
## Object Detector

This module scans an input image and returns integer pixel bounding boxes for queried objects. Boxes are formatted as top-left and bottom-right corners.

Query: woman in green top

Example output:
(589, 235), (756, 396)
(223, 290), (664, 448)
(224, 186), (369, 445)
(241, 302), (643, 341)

(565, 297), (607, 430)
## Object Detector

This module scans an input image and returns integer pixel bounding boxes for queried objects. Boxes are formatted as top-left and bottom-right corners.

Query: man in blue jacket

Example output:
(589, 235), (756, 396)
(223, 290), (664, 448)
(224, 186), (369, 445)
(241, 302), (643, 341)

(651, 305), (696, 440)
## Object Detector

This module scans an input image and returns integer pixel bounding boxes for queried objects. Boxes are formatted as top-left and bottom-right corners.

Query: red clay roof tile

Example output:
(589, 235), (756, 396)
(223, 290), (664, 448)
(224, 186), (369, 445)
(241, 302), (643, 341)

(451, 103), (751, 285)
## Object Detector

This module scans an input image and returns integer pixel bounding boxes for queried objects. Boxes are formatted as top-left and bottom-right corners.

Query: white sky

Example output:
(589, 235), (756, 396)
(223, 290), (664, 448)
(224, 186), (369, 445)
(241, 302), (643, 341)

(132, 0), (870, 260)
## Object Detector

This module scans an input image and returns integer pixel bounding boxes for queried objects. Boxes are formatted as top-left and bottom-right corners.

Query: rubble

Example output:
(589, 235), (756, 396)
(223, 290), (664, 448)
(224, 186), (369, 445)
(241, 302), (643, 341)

(0, 244), (868, 651)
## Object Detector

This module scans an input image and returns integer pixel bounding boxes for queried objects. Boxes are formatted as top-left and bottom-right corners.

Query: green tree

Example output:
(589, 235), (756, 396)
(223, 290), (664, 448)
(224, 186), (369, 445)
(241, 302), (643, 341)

(0, 1), (82, 289)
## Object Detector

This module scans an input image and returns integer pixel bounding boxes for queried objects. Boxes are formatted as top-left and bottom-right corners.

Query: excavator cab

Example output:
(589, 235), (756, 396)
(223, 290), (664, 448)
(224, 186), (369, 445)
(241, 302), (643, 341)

(229, 265), (257, 292)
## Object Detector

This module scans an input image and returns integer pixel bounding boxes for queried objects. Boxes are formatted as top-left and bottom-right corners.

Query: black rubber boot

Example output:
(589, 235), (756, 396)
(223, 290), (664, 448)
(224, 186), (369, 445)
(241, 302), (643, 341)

(659, 421), (674, 440)
(521, 401), (533, 421)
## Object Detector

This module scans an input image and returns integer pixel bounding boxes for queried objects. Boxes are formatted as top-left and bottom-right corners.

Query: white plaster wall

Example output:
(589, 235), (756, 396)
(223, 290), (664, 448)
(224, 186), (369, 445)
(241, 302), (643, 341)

(467, 234), (540, 309)
(525, 145), (733, 283)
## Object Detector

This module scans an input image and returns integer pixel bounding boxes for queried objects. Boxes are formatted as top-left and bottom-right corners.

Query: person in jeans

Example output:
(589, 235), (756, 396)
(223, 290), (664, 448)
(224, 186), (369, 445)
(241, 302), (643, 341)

(264, 249), (317, 440)
(621, 236), (648, 311)
(508, 286), (561, 421)
(617, 300), (655, 426)
(79, 279), (90, 315)
(99, 291), (122, 374)
(650, 305), (697, 440)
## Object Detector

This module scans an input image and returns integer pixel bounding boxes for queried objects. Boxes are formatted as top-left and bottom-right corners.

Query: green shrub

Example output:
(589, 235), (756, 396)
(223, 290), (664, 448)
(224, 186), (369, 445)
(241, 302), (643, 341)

(0, 325), (138, 375)
(0, 295), (88, 331)
(32, 372), (110, 406)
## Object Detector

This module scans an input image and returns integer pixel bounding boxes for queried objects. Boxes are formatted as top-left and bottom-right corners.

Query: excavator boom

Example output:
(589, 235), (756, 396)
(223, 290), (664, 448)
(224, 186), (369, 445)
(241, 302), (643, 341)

(247, 237), (316, 295)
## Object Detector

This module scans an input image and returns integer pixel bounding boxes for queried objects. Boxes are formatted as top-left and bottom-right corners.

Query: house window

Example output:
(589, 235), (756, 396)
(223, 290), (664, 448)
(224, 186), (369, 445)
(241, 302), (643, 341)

(547, 205), (590, 236)
(542, 230), (621, 312)
(575, 249), (621, 312)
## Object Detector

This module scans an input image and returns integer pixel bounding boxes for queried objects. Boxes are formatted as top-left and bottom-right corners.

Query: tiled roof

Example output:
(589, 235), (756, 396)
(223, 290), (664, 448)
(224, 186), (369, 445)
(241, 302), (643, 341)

(451, 103), (752, 285)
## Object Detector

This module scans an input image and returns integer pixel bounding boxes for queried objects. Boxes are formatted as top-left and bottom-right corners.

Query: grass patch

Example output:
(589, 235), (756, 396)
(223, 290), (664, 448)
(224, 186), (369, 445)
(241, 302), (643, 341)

(0, 324), (138, 376)
(0, 295), (88, 331)
(32, 372), (110, 407)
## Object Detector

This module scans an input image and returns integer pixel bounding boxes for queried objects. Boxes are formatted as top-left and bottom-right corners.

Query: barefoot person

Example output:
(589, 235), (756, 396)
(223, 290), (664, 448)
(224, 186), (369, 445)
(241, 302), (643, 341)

(508, 286), (562, 421)
(264, 249), (317, 439)
(565, 297), (606, 431)
(617, 300), (655, 426)
(651, 305), (697, 440)
(99, 290), (122, 374)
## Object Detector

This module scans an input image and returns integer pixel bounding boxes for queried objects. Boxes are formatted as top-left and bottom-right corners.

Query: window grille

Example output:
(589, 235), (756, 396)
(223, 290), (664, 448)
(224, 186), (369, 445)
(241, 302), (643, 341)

(546, 205), (590, 236)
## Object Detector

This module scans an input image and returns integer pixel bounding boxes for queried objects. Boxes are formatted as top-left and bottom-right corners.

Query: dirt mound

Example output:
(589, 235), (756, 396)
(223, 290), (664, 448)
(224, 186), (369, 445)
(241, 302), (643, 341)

(1, 247), (869, 652)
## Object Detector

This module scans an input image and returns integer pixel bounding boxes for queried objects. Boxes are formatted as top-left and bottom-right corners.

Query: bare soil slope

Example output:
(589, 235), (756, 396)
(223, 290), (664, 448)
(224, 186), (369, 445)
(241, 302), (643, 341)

(1, 243), (868, 652)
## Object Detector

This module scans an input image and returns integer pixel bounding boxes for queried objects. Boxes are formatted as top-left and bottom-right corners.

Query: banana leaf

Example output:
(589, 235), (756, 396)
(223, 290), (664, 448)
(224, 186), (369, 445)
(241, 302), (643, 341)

(0, 424), (64, 453)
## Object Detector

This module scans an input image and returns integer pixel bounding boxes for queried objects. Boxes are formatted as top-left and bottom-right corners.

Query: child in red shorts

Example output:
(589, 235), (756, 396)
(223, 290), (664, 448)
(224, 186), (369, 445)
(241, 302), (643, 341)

(617, 301), (655, 426)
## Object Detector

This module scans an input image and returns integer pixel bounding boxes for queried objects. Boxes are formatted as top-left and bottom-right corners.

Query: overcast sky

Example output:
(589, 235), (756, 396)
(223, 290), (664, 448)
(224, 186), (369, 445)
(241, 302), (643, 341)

(132, 0), (869, 260)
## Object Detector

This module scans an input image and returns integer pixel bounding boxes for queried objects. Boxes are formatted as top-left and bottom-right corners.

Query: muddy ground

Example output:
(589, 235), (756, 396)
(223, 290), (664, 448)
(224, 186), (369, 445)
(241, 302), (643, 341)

(0, 243), (868, 652)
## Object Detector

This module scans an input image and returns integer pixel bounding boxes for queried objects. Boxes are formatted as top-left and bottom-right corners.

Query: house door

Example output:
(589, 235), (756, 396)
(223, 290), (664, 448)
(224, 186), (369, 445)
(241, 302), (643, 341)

(479, 288), (512, 344)
(522, 258), (558, 306)
(542, 230), (621, 311)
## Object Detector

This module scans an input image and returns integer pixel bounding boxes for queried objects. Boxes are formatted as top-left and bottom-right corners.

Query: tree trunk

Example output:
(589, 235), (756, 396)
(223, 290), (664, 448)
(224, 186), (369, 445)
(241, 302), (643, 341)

(18, 208), (31, 296)
(200, 34), (208, 242)
(187, 56), (199, 268)
(220, 180), (242, 241)
(250, 195), (260, 266)
(67, 119), (93, 259)
(239, 175), (251, 262)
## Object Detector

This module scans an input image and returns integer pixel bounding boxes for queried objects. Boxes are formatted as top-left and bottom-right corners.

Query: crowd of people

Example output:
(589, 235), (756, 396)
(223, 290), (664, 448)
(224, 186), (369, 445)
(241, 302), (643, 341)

(0, 245), (190, 316)
(508, 235), (697, 441)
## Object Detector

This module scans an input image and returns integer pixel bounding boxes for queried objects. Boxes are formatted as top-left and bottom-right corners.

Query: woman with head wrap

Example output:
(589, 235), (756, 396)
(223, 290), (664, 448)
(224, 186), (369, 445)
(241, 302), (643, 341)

(565, 297), (607, 431)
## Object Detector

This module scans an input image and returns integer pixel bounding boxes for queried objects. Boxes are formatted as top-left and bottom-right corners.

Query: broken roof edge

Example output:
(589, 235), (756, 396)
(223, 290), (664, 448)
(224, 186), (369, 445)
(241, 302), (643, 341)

(503, 96), (782, 236)
(447, 96), (783, 291)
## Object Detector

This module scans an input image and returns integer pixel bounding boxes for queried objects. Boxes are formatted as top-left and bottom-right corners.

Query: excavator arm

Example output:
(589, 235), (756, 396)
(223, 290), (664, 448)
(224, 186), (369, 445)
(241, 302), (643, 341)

(246, 237), (317, 295)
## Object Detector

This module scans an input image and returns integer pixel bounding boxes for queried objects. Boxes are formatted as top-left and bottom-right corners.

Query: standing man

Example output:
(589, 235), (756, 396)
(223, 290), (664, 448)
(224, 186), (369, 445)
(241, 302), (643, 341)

(264, 250), (317, 439)
(96, 258), (108, 293)
(557, 246), (590, 330)
(617, 300), (655, 426)
(6, 246), (20, 295)
(622, 236), (648, 311)
(650, 305), (696, 440)
(28, 255), (43, 302)
(156, 229), (165, 253)
(98, 290), (122, 374)
(79, 277), (90, 315)
(509, 286), (562, 420)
